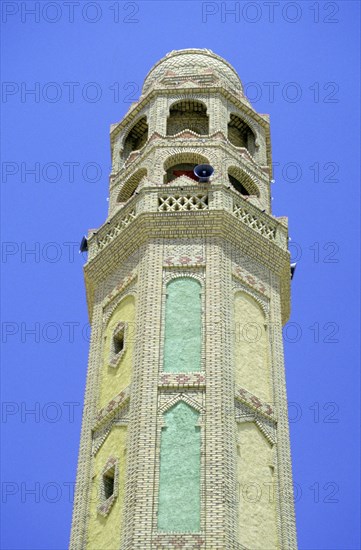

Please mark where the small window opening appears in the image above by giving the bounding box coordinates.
[103,468,115,500]
[113,329,124,355]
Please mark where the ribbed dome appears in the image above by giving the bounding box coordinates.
[142,49,243,94]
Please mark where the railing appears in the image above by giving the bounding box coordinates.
[158,193,208,212]
[87,186,287,261]
[87,207,136,260]
[232,200,276,241]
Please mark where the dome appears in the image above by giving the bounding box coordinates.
[142,49,243,94]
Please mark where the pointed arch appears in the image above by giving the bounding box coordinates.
[159,393,205,415]
[158,401,201,532]
[236,421,278,548]
[234,291,270,402]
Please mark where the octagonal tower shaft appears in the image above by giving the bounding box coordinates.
[70,49,297,550]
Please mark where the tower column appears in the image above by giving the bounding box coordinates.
[122,240,164,549]
[70,48,297,550]
[204,237,238,549]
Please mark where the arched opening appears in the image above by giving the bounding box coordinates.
[228,166,260,197]
[164,153,210,184]
[122,117,148,161]
[117,168,147,203]
[228,114,256,155]
[167,100,209,136]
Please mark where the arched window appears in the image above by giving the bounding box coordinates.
[158,401,201,532]
[163,153,209,184]
[167,100,209,136]
[122,117,148,161]
[228,166,260,197]
[117,168,147,203]
[163,278,202,372]
[228,114,256,155]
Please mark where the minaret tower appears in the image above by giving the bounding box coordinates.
[70,49,297,550]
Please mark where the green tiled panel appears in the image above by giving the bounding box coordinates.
[158,402,201,532]
[164,278,201,372]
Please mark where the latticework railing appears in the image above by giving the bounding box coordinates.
[232,201,276,241]
[158,193,208,212]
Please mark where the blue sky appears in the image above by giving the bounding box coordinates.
[1,1,360,549]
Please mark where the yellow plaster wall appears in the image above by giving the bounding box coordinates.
[234,292,271,402]
[87,426,127,550]
[98,295,135,409]
[237,422,278,549]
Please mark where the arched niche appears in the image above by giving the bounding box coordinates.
[163,152,210,184]
[117,168,147,203]
[236,421,278,549]
[167,100,209,136]
[228,166,260,197]
[163,277,202,372]
[234,291,270,402]
[122,116,148,161]
[158,401,201,532]
[228,113,256,155]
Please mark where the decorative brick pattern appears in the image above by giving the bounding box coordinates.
[94,387,130,430]
[236,386,275,420]
[152,533,205,549]
[164,255,205,267]
[159,372,206,388]
[92,403,129,456]
[235,400,276,446]
[104,273,137,305]
[232,264,268,296]
[164,241,204,263]
[158,393,205,416]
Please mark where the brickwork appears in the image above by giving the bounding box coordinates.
[70,49,297,550]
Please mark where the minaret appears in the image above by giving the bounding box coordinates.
[70,49,297,550]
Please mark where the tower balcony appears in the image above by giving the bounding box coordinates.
[84,184,290,322]
[88,184,287,262]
